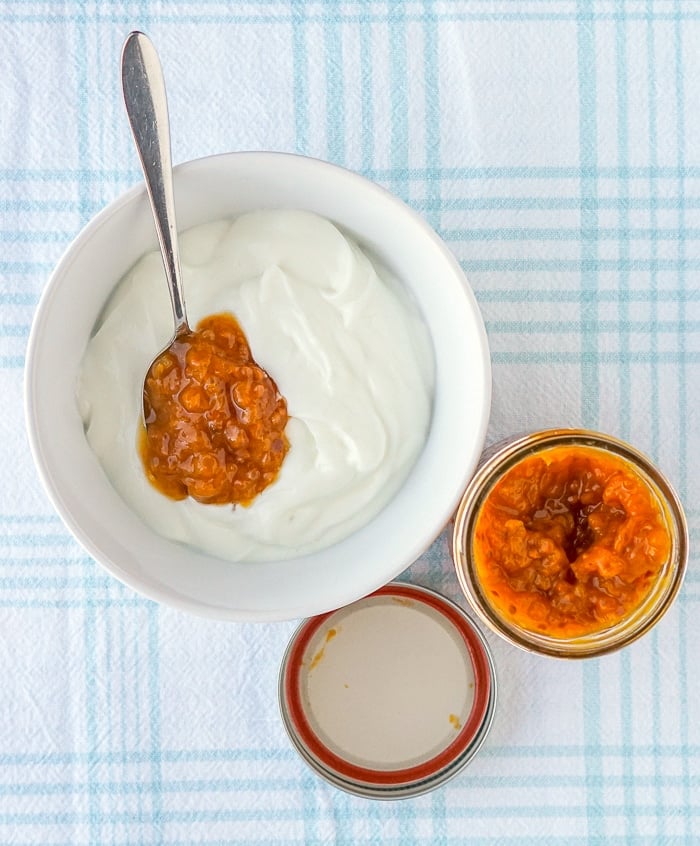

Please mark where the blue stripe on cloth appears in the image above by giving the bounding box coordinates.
[459,258,700,271]
[103,595,116,845]
[390,1,409,205]
[422,0,441,235]
[324,10,345,165]
[489,351,700,364]
[3,741,700,767]
[292,3,309,154]
[390,7,416,845]
[443,226,700,240]
[118,605,130,845]
[5,163,700,180]
[6,7,700,25]
[614,7,637,839]
[674,1,692,838]
[148,606,163,838]
[474,288,700,303]
[576,4,604,843]
[359,10,374,175]
[4,801,700,826]
[645,3,664,839]
[4,226,699,246]
[484,319,700,333]
[82,595,99,840]
[0,840,686,846]
[1,769,700,797]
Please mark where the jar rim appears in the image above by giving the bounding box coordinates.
[452,428,688,659]
[278,582,498,797]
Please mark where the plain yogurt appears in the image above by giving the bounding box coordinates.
[78,210,434,561]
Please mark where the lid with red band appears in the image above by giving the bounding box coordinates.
[279,582,497,799]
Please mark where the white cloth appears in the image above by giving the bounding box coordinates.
[2,1,698,842]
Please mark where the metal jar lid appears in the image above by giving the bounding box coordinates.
[278,582,496,799]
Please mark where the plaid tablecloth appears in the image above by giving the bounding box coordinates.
[3,1,699,843]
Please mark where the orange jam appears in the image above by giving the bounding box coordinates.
[472,445,672,638]
[139,312,289,506]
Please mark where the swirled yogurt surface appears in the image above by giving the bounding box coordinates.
[77,210,434,561]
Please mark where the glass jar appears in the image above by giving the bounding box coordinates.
[452,429,688,659]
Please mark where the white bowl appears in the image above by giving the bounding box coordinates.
[25,152,491,622]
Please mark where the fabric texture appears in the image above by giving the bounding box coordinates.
[2,0,699,843]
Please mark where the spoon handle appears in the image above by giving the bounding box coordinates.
[121,31,188,336]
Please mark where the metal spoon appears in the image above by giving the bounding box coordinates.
[121,31,189,418]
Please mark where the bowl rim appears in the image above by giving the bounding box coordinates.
[25,150,493,621]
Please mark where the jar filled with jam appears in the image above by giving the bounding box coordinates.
[452,429,688,658]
